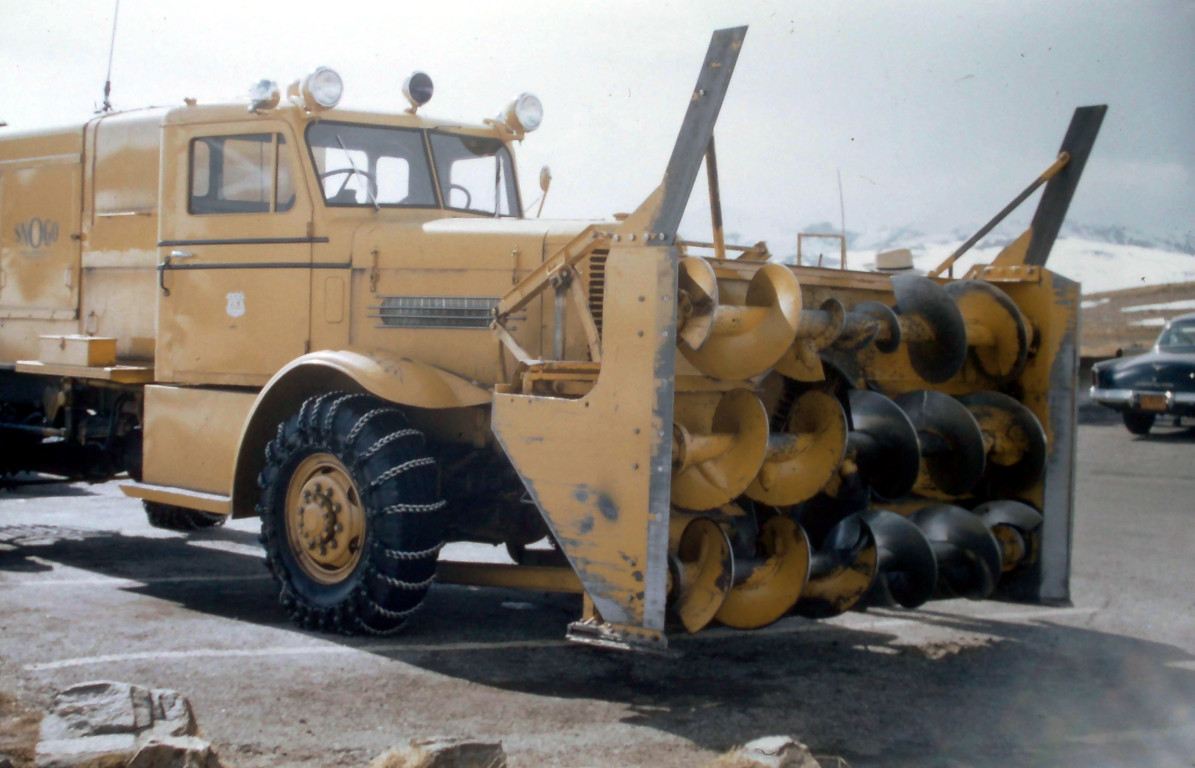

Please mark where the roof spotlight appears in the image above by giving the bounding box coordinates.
[500,93,543,136]
[248,79,280,113]
[403,72,434,113]
[298,66,343,111]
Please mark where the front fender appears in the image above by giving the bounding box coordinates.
[278,348,493,410]
[229,348,492,517]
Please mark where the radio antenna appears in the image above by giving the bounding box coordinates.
[837,168,846,241]
[100,0,121,113]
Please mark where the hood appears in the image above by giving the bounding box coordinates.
[1094,348,1195,391]
[349,216,607,271]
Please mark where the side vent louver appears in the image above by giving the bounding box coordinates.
[370,296,498,329]
[587,250,608,336]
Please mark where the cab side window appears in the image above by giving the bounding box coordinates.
[189,133,295,215]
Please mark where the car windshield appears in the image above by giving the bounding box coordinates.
[429,132,520,217]
[1156,318,1195,350]
[306,122,437,208]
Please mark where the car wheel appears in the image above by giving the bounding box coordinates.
[144,501,227,530]
[257,392,444,635]
[1123,411,1155,435]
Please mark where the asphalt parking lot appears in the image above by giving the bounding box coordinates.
[1,417,1193,768]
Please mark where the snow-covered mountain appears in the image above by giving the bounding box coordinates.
[783,223,1195,295]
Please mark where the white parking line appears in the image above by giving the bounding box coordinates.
[1065,722,1195,746]
[22,605,1115,672]
[1,574,272,588]
[186,540,265,558]
[25,638,568,671]
[841,605,1099,631]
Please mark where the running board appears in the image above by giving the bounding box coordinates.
[120,482,232,516]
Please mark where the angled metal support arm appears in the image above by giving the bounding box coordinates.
[1023,105,1107,266]
[930,104,1106,277]
[621,26,748,243]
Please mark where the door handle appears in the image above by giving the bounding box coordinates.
[159,251,197,296]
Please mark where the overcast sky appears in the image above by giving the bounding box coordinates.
[2,0,1192,252]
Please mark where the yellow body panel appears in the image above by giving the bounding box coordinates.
[142,386,257,495]
[492,244,677,649]
[0,157,82,321]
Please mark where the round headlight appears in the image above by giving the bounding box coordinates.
[403,72,434,110]
[302,67,343,110]
[502,92,543,135]
[248,79,280,112]
[512,93,543,132]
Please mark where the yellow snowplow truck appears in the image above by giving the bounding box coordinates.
[0,28,1103,651]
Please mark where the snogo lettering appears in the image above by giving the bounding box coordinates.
[14,217,60,251]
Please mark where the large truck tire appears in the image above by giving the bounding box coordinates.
[257,392,444,635]
[144,501,227,530]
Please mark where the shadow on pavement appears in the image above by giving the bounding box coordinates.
[0,476,104,497]
[2,524,1192,768]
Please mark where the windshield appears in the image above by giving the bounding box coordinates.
[429,132,520,217]
[306,122,437,207]
[1156,318,1195,350]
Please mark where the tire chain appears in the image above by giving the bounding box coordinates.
[258,392,444,636]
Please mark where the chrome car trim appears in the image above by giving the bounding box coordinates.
[1089,387,1132,404]
[1090,388,1195,408]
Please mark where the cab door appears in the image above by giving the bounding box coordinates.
[157,123,314,385]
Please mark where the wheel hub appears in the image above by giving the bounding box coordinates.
[286,454,366,584]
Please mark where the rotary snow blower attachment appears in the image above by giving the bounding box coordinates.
[489,26,1103,651]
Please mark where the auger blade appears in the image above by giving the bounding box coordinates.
[668,515,734,632]
[945,280,1031,383]
[796,513,878,618]
[714,516,810,629]
[672,389,770,511]
[677,256,720,350]
[846,389,921,501]
[860,509,938,609]
[895,390,987,497]
[974,499,1043,573]
[891,274,968,383]
[679,262,803,381]
[911,504,1004,599]
[958,391,1048,495]
[746,390,847,506]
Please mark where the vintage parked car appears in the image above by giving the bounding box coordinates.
[1091,311,1195,434]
